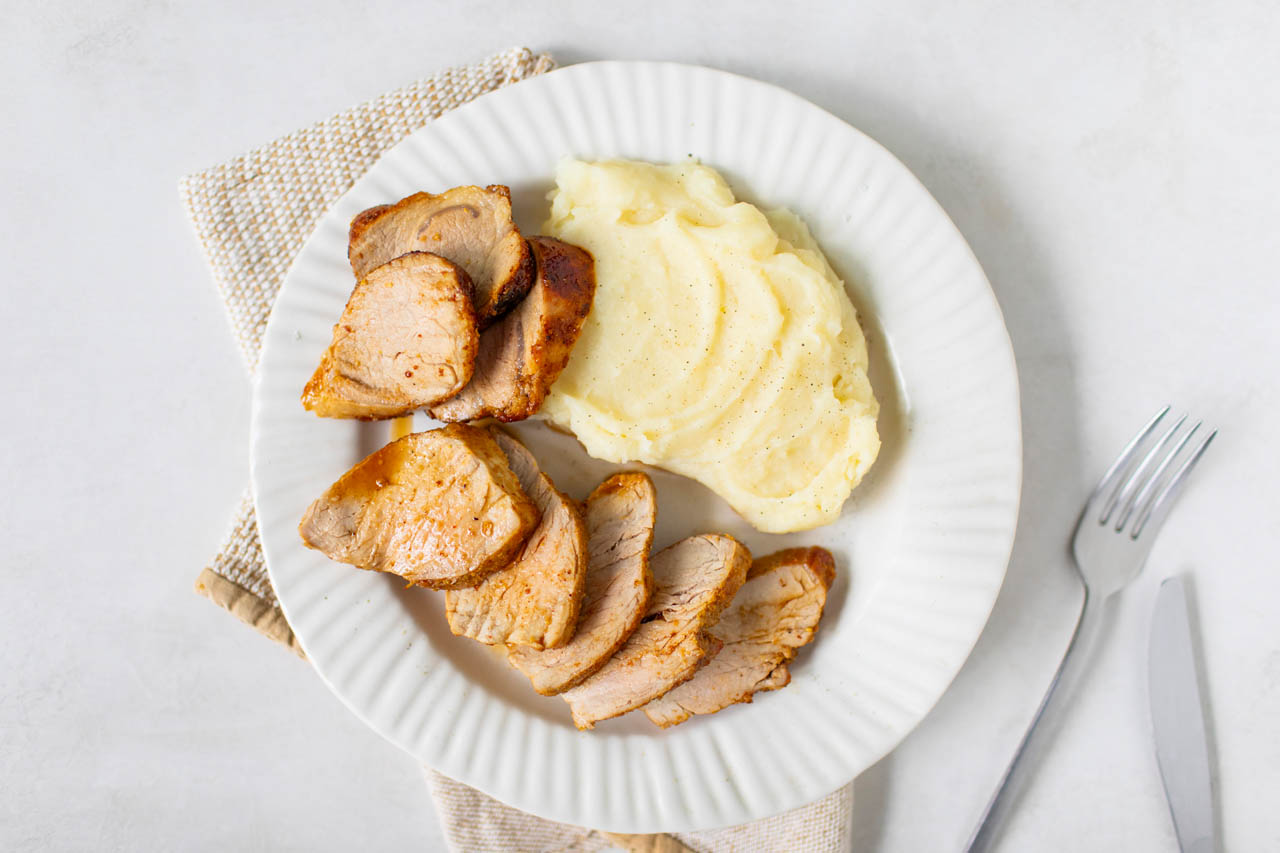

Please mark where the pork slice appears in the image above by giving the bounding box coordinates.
[444,431,587,649]
[298,424,539,588]
[643,547,836,728]
[560,534,750,729]
[302,252,477,419]
[348,185,534,326]
[429,236,595,423]
[508,472,657,694]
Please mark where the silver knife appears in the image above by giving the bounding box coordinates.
[1148,577,1216,853]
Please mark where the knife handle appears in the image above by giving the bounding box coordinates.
[964,583,1105,853]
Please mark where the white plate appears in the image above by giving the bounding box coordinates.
[251,61,1021,833]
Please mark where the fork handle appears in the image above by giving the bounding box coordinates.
[964,584,1102,853]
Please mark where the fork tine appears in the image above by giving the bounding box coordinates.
[1100,413,1187,525]
[1113,418,1196,531]
[1130,428,1217,539]
[1087,406,1170,522]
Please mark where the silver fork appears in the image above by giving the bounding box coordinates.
[965,406,1217,852]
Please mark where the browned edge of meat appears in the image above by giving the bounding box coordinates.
[749,546,837,587]
[301,252,478,420]
[642,546,836,728]
[347,185,534,327]
[560,534,751,729]
[347,203,390,240]
[444,430,588,649]
[298,424,539,589]
[477,186,536,321]
[429,235,595,423]
[508,472,657,694]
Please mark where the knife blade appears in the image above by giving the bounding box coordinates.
[1148,577,1216,853]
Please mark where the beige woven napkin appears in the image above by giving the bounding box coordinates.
[183,46,853,852]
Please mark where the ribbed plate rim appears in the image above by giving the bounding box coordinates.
[251,60,1022,833]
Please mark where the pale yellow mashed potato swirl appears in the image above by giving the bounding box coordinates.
[542,159,879,533]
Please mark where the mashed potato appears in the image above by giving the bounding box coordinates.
[542,159,879,533]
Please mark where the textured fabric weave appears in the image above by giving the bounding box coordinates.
[426,769,853,853]
[184,47,853,852]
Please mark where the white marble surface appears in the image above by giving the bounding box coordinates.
[2,1,1277,850]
